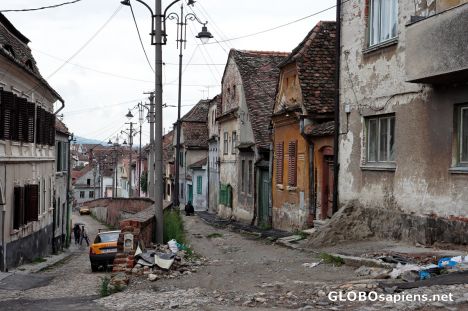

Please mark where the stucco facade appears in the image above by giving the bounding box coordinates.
[0,13,64,270]
[338,0,468,244]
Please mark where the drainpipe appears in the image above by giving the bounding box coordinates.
[300,117,316,225]
[332,0,342,214]
[207,148,210,213]
[0,176,6,272]
[65,133,72,248]
[268,142,273,226]
[53,98,65,116]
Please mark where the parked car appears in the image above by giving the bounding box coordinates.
[89,230,121,272]
[79,207,91,215]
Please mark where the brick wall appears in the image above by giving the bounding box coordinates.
[84,198,154,228]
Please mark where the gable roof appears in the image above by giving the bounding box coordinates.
[0,13,63,103]
[181,99,209,122]
[230,49,288,149]
[304,120,335,137]
[279,21,336,115]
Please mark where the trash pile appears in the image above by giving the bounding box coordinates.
[130,239,203,282]
[388,254,468,282]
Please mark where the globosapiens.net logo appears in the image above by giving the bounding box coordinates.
[328,291,454,304]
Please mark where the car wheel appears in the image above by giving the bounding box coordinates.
[91,263,99,272]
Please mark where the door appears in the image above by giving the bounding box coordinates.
[258,169,270,227]
[188,184,193,203]
[321,154,334,219]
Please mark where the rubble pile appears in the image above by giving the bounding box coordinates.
[130,242,205,282]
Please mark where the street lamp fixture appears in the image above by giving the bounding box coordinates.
[196,24,213,44]
[119,0,212,243]
[126,109,134,120]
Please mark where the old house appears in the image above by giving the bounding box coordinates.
[162,131,174,202]
[54,119,71,251]
[72,164,98,205]
[217,49,287,224]
[337,0,468,244]
[207,95,221,213]
[173,99,209,210]
[0,13,64,270]
[271,21,336,231]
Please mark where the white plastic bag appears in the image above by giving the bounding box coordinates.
[168,239,179,253]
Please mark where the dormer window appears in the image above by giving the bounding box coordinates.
[25,59,34,72]
[3,45,15,57]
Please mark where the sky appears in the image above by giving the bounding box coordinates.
[2,0,336,146]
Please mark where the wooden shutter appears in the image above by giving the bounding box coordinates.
[1,91,16,141]
[0,91,3,139]
[17,97,28,142]
[26,184,39,221]
[275,142,284,184]
[13,186,24,229]
[288,141,297,186]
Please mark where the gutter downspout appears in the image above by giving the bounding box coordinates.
[332,0,341,215]
[300,117,316,225]
[0,176,6,272]
[65,134,72,248]
[53,98,65,116]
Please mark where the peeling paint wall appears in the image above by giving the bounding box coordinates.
[338,0,468,232]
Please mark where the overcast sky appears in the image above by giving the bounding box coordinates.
[2,0,336,145]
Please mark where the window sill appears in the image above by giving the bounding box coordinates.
[276,184,284,190]
[363,37,398,54]
[449,167,468,174]
[286,186,297,192]
[361,164,396,172]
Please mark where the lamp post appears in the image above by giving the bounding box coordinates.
[120,0,212,243]
[108,137,126,198]
[167,3,213,209]
[122,109,137,198]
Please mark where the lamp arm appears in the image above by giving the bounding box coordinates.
[185,12,205,26]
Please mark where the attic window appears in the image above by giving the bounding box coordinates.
[25,60,34,72]
[3,45,15,57]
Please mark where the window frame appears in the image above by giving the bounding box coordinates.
[223,132,229,155]
[456,104,468,166]
[231,131,237,154]
[368,0,398,47]
[365,114,395,164]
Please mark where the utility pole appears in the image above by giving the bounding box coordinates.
[144,92,155,200]
[138,102,144,197]
[154,0,164,243]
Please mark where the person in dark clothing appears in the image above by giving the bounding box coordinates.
[73,224,81,245]
[185,201,194,216]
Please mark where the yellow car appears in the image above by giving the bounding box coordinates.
[89,230,120,272]
[79,207,91,215]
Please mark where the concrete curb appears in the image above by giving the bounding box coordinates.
[10,248,75,274]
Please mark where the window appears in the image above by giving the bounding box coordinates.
[197,176,202,194]
[223,132,228,154]
[369,0,398,46]
[275,142,284,184]
[241,160,245,192]
[80,191,85,198]
[13,184,39,229]
[456,105,468,165]
[232,131,237,154]
[366,114,395,163]
[89,191,94,198]
[180,183,184,198]
[87,179,91,186]
[248,160,253,194]
[179,151,184,167]
[288,141,297,187]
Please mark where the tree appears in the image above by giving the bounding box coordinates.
[140,170,148,193]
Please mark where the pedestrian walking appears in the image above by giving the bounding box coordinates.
[80,225,89,246]
[185,201,194,216]
[73,224,81,245]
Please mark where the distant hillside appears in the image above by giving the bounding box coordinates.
[74,136,104,145]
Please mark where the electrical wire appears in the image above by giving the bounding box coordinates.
[129,4,155,73]
[0,0,84,12]
[203,0,351,45]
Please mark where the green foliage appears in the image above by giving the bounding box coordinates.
[140,170,148,193]
[319,253,345,266]
[206,233,223,239]
[293,230,309,240]
[163,209,185,244]
[32,257,46,264]
[99,276,110,297]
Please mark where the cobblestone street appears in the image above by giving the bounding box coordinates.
[0,213,467,311]
[0,212,109,311]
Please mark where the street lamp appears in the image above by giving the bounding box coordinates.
[120,0,212,243]
[121,110,137,198]
[107,137,124,198]
[166,3,212,209]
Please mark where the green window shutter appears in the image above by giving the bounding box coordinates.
[226,185,232,208]
[197,176,202,194]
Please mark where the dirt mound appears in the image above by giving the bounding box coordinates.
[307,202,375,247]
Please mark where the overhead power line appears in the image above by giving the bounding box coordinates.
[0,0,84,13]
[203,0,350,45]
[129,4,155,73]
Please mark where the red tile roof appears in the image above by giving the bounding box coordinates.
[304,121,335,137]
[55,118,69,135]
[180,100,209,149]
[230,49,288,149]
[279,21,336,115]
